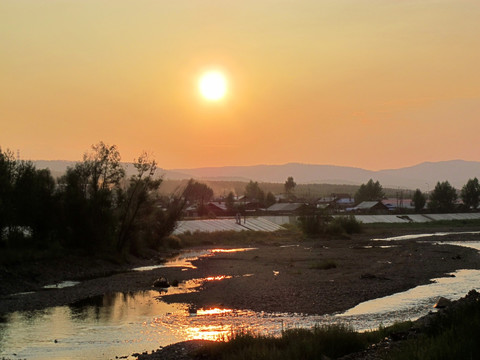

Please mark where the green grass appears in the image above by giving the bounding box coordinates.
[176,228,304,248]
[389,291,480,360]
[195,296,480,360]
[197,325,373,360]
[195,321,426,360]
[364,218,480,232]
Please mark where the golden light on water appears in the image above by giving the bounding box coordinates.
[205,275,232,281]
[197,308,233,316]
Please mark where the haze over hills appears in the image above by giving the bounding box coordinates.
[32,160,480,192]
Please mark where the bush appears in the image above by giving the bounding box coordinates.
[298,215,362,237]
[333,215,363,234]
[297,215,328,236]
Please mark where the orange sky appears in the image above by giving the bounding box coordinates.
[1,1,479,170]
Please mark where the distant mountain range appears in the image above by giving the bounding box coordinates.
[33,160,480,191]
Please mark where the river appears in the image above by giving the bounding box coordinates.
[1,233,480,359]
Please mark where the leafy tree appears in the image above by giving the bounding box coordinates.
[225,191,235,212]
[411,189,426,212]
[354,179,385,204]
[12,161,56,244]
[116,152,162,254]
[245,180,265,202]
[265,191,276,208]
[428,181,457,213]
[82,141,125,195]
[183,180,214,216]
[0,148,16,241]
[461,178,480,210]
[284,176,296,195]
[57,142,125,251]
[183,180,213,204]
[1,142,187,259]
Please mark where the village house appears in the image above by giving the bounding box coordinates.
[348,201,389,214]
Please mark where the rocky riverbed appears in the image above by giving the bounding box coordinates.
[1,227,480,359]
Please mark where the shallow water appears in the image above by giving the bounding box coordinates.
[1,238,480,359]
[132,248,256,271]
[373,231,480,242]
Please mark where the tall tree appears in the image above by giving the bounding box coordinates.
[57,142,125,251]
[82,141,125,195]
[284,176,296,195]
[354,179,385,204]
[428,181,457,213]
[183,180,214,205]
[116,152,162,253]
[461,177,480,210]
[265,191,276,208]
[411,189,426,212]
[0,148,16,240]
[225,191,235,212]
[245,180,265,204]
[13,162,56,242]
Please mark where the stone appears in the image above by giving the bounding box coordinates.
[434,296,452,309]
[153,277,170,288]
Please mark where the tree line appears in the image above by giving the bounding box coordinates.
[0,142,185,258]
[354,178,480,213]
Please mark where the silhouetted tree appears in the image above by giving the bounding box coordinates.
[183,180,213,216]
[461,178,480,210]
[244,180,266,208]
[354,179,385,204]
[265,191,276,208]
[284,176,296,195]
[225,191,235,212]
[428,181,457,213]
[13,161,56,244]
[411,189,427,212]
[117,152,162,254]
[57,142,125,251]
[0,148,15,243]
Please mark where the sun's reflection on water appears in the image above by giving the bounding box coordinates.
[3,240,480,359]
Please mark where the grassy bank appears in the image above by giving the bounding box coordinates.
[363,218,480,233]
[195,290,480,360]
[195,323,406,360]
[175,218,480,249]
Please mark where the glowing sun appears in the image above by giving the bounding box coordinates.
[199,71,227,101]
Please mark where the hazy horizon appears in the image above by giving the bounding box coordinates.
[27,157,477,172]
[1,1,479,170]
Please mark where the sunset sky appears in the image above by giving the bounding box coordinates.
[1,0,479,170]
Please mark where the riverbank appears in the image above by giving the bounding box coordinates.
[1,225,480,315]
[162,230,480,315]
[136,289,480,360]
[1,224,480,359]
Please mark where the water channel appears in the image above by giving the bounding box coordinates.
[1,234,480,359]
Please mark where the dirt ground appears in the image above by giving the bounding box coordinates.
[161,231,480,315]
[2,227,480,359]
[2,228,480,317]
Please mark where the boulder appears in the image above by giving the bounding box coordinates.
[153,277,170,288]
[434,297,452,309]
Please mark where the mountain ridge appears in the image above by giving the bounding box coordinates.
[31,159,480,191]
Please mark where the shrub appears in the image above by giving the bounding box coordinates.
[333,215,363,234]
[298,215,362,237]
